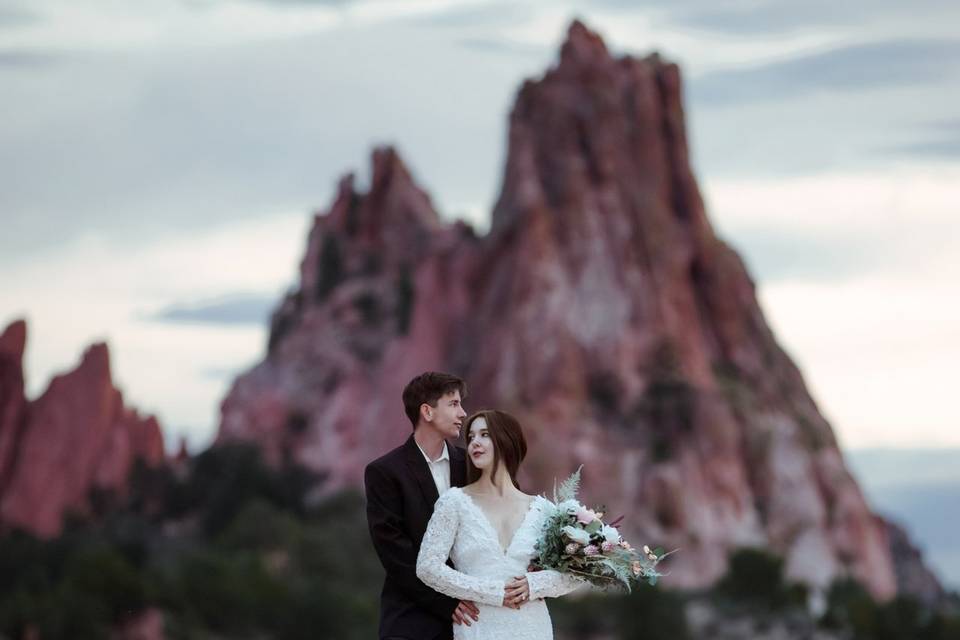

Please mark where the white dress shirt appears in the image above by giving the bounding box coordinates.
[415,438,451,497]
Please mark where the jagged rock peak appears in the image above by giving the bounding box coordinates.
[493,18,699,239]
[0,319,28,498]
[267,144,454,354]
[0,322,165,538]
[0,319,27,360]
[0,318,26,375]
[560,19,611,69]
[75,342,112,382]
[0,320,26,359]
[325,144,441,237]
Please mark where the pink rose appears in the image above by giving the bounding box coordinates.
[601,541,615,553]
[576,507,599,525]
[583,544,599,556]
[564,542,581,555]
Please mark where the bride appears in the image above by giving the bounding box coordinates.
[416,409,586,639]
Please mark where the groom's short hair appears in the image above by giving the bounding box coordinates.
[403,372,467,428]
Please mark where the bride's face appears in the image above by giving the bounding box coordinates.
[467,417,495,469]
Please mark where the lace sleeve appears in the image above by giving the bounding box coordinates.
[525,568,587,600]
[416,490,506,607]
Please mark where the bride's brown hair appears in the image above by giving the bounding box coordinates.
[461,409,528,490]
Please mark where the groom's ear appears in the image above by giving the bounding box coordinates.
[420,402,434,423]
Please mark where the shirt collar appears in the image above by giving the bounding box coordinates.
[415,438,450,464]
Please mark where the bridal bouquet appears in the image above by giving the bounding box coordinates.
[530,466,676,592]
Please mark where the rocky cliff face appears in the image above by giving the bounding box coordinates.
[0,319,165,538]
[882,517,947,608]
[217,21,905,599]
[218,147,482,488]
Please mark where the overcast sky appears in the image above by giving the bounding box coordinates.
[2,0,959,454]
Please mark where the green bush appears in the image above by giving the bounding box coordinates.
[821,577,960,640]
[0,444,385,640]
[550,585,690,640]
[714,547,807,611]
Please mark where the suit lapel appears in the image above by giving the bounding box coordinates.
[404,434,439,506]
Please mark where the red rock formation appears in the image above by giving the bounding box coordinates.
[0,319,165,538]
[0,320,28,497]
[881,516,947,608]
[218,147,481,488]
[217,21,905,599]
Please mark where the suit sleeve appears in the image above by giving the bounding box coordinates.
[364,461,461,621]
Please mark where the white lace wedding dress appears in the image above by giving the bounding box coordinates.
[416,486,586,640]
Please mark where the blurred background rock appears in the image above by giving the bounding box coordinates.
[2,2,959,638]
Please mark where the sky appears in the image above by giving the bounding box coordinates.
[2,0,959,455]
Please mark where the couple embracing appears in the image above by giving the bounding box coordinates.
[364,372,586,640]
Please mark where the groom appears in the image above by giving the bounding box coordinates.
[364,371,481,640]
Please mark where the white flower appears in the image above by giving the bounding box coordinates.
[561,525,592,545]
[600,525,621,544]
[643,545,651,555]
[557,499,581,515]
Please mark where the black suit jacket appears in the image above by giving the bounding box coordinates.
[364,434,468,640]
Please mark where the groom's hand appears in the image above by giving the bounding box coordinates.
[452,600,479,626]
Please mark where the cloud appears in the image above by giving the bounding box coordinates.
[576,0,960,39]
[0,19,535,262]
[690,38,960,105]
[0,0,341,53]
[722,226,889,283]
[199,365,246,380]
[659,0,960,36]
[457,37,548,56]
[250,0,353,4]
[400,0,538,29]
[146,294,277,326]
[0,50,56,67]
[880,139,960,158]
[705,167,959,282]
[848,448,960,490]
[0,6,41,28]
[877,119,960,159]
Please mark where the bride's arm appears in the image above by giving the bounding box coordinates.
[416,491,507,607]
[524,498,588,600]
[524,567,587,600]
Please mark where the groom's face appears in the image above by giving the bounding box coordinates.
[424,390,467,439]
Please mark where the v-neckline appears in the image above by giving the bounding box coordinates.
[459,488,538,556]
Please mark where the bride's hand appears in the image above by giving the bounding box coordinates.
[503,575,530,609]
